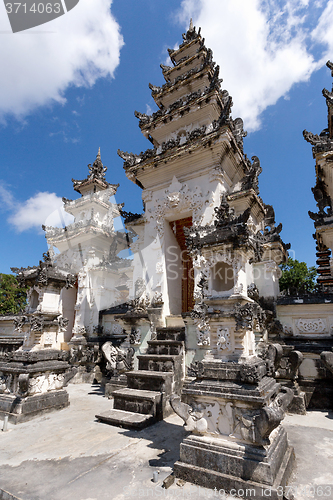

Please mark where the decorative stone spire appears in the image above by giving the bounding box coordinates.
[71,149,117,195]
[87,148,107,181]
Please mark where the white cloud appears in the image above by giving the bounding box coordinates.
[0,184,16,211]
[0,0,123,121]
[2,190,74,232]
[312,1,333,56]
[177,0,333,131]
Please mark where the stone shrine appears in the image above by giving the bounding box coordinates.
[96,21,295,496]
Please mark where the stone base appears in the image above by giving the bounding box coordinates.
[173,427,294,500]
[0,390,69,424]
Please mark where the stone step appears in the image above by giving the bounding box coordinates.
[126,370,174,393]
[156,327,185,342]
[147,340,183,356]
[95,408,155,429]
[165,315,185,327]
[113,387,162,400]
[137,353,182,373]
[113,388,162,417]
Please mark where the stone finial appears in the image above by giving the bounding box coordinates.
[97,147,101,159]
[189,18,194,32]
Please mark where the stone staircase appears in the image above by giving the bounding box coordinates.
[96,327,185,429]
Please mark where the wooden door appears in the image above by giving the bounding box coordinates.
[169,217,194,312]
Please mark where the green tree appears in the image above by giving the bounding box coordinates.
[0,274,27,315]
[279,258,317,294]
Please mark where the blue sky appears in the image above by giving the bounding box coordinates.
[0,0,333,274]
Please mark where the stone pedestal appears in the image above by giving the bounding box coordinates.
[171,358,294,499]
[174,429,294,500]
[0,349,70,423]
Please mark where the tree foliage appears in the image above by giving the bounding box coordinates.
[0,274,27,315]
[279,258,317,294]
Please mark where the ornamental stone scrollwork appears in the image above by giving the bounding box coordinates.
[303,129,333,155]
[14,315,28,333]
[234,387,293,446]
[65,273,76,289]
[191,269,210,346]
[233,302,266,332]
[129,327,141,345]
[101,342,134,376]
[296,318,327,334]
[57,315,69,333]
[197,329,210,346]
[72,326,87,337]
[150,291,163,307]
[30,315,44,332]
[239,361,266,384]
[148,176,208,237]
[241,156,262,195]
[216,327,231,351]
[187,361,204,378]
[71,149,114,193]
[283,325,293,336]
[309,166,333,217]
[184,196,253,258]
[247,283,260,302]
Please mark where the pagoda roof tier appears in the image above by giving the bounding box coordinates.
[160,44,213,86]
[135,85,229,145]
[119,121,247,190]
[303,129,333,157]
[43,220,116,248]
[150,69,211,111]
[63,196,121,219]
[11,251,76,289]
[168,20,203,64]
[71,149,119,195]
[228,189,266,226]
[144,59,218,116]
[184,194,288,263]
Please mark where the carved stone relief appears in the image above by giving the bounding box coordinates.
[216,327,231,351]
[170,388,293,445]
[148,176,209,237]
[296,318,327,334]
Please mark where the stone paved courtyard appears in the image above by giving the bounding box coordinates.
[0,384,332,500]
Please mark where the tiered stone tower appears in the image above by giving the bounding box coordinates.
[304,60,333,288]
[43,149,131,337]
[110,22,294,496]
[118,20,288,323]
